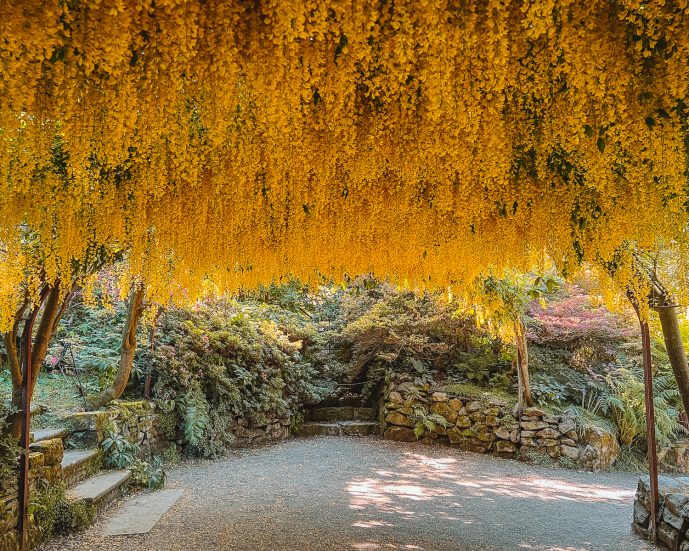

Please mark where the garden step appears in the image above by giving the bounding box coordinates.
[297,421,379,437]
[31,427,69,444]
[68,470,131,513]
[62,449,100,488]
[309,407,376,422]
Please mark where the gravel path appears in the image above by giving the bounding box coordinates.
[41,436,652,551]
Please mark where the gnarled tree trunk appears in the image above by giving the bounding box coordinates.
[655,305,689,418]
[86,284,145,410]
[3,281,73,437]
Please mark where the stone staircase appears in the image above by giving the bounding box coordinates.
[297,406,379,437]
[30,428,131,514]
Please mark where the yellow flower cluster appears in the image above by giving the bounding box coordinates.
[1,0,688,329]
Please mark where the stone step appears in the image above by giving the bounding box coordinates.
[62,449,101,488]
[297,421,379,437]
[31,427,69,444]
[68,470,131,513]
[309,407,376,422]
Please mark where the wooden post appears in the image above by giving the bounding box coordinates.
[636,307,659,543]
[17,308,37,550]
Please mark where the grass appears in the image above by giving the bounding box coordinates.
[435,381,518,406]
[0,369,95,429]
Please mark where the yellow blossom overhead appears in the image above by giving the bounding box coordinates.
[1,0,689,329]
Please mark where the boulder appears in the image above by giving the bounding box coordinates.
[579,426,620,471]
[659,441,689,474]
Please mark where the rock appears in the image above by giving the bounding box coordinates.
[659,440,689,474]
[475,427,496,443]
[560,445,579,461]
[397,382,417,393]
[521,415,541,422]
[385,411,415,428]
[566,430,578,441]
[665,492,689,519]
[546,445,561,458]
[663,500,689,532]
[495,441,517,453]
[455,415,472,428]
[430,402,458,424]
[387,391,404,404]
[30,437,64,466]
[469,412,485,422]
[431,392,449,402]
[510,429,520,443]
[485,415,499,427]
[633,501,650,528]
[537,438,559,448]
[523,407,546,417]
[494,426,511,440]
[521,437,537,447]
[484,407,500,416]
[28,451,44,470]
[384,426,417,442]
[579,426,620,471]
[658,521,681,551]
[447,427,473,444]
[448,399,463,411]
[560,438,577,447]
[466,401,483,413]
[543,414,561,424]
[535,428,560,440]
[520,421,549,431]
[558,418,576,434]
[432,424,447,436]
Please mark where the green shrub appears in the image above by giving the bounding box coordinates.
[130,458,166,490]
[101,431,140,468]
[151,298,333,457]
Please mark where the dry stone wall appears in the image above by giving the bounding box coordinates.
[0,438,64,550]
[382,377,582,464]
[634,475,689,550]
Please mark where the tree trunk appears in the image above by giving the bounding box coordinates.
[87,284,145,410]
[655,305,689,417]
[514,318,534,407]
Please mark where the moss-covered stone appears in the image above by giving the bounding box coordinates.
[30,438,64,467]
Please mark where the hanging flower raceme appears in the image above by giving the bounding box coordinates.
[0,0,688,329]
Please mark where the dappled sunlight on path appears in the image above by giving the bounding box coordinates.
[345,449,639,551]
[39,437,649,551]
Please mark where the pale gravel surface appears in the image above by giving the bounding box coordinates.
[40,436,653,551]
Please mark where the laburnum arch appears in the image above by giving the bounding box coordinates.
[1,0,688,327]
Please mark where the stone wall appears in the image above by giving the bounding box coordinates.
[633,475,689,550]
[382,377,584,464]
[229,418,290,447]
[66,400,165,457]
[0,438,64,550]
